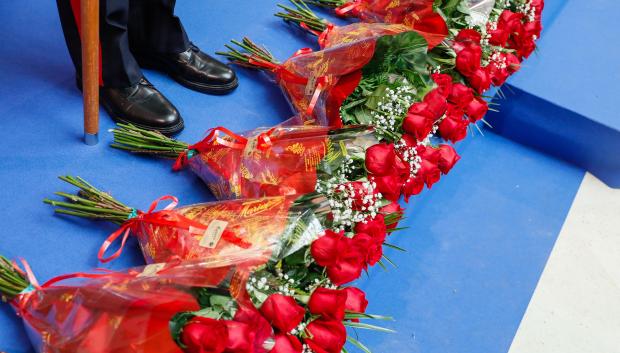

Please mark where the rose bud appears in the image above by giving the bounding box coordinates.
[308,287,348,321]
[448,83,474,109]
[505,53,521,74]
[403,113,434,141]
[423,89,448,119]
[354,214,387,239]
[438,115,468,144]
[344,287,369,321]
[465,96,488,122]
[499,10,524,33]
[271,334,303,353]
[224,321,256,353]
[233,303,273,350]
[518,38,536,59]
[437,145,461,174]
[431,73,453,97]
[305,319,347,353]
[488,25,509,46]
[372,174,402,202]
[311,230,347,267]
[365,143,396,176]
[456,45,482,77]
[487,63,510,87]
[469,68,492,94]
[403,176,425,201]
[524,20,542,39]
[260,294,306,333]
[352,232,383,266]
[181,317,228,353]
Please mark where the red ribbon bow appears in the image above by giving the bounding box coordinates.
[335,0,363,16]
[97,195,208,263]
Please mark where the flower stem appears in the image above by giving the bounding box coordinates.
[0,256,29,301]
[305,0,347,8]
[216,38,280,70]
[110,123,189,159]
[275,0,329,34]
[43,176,134,225]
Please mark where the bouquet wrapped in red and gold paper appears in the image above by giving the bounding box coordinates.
[277,0,448,49]
[44,176,330,265]
[0,258,275,353]
[111,124,377,200]
[217,25,432,126]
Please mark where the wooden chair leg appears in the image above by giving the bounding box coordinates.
[82,0,99,145]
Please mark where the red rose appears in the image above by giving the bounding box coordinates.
[455,45,482,77]
[499,10,524,33]
[233,302,273,352]
[437,144,460,174]
[311,230,347,267]
[365,143,396,176]
[271,334,302,353]
[260,294,306,333]
[403,105,435,141]
[305,319,347,353]
[455,29,482,45]
[486,63,509,87]
[224,321,256,353]
[530,0,545,18]
[325,249,366,285]
[343,287,369,316]
[312,230,366,285]
[469,68,492,94]
[431,73,453,97]
[372,174,402,202]
[353,232,384,266]
[380,201,404,228]
[308,287,347,320]
[417,147,441,188]
[438,114,468,144]
[505,53,521,74]
[423,89,448,119]
[488,26,509,46]
[448,84,474,110]
[517,38,536,59]
[181,317,228,353]
[465,96,488,122]
[354,214,387,239]
[524,20,542,39]
[403,176,425,201]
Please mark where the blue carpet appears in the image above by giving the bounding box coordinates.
[0,1,584,352]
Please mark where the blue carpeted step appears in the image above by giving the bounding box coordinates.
[486,0,620,188]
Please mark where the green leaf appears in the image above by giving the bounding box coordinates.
[344,321,396,333]
[347,336,372,353]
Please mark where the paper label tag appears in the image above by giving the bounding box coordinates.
[243,137,258,158]
[305,76,317,96]
[138,263,166,278]
[200,220,229,248]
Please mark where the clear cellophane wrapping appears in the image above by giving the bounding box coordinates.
[134,193,331,267]
[16,260,272,353]
[187,125,377,200]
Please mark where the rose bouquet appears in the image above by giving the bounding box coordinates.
[276,0,448,49]
[44,176,330,265]
[1,257,391,353]
[0,257,275,353]
[42,177,398,352]
[110,124,378,200]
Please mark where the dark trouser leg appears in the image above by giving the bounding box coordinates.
[56,0,142,87]
[128,0,190,55]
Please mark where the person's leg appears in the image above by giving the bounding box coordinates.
[56,0,142,87]
[128,0,190,55]
[55,0,184,135]
[127,0,238,94]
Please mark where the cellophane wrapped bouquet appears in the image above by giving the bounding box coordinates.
[39,176,398,353]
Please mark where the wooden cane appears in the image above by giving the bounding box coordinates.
[81,0,99,145]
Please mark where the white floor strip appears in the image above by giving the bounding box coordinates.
[508,173,620,353]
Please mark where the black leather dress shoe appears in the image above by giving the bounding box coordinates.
[135,44,238,95]
[98,78,184,136]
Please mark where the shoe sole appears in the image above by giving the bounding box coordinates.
[136,55,239,95]
[76,77,185,136]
